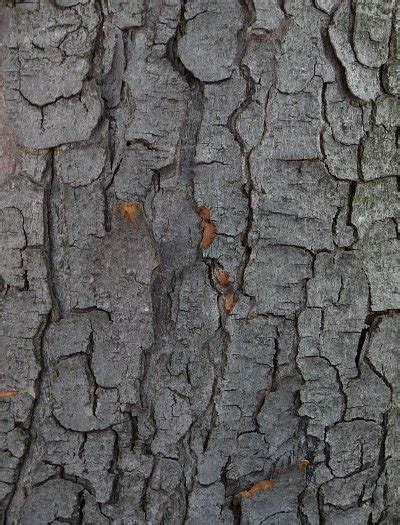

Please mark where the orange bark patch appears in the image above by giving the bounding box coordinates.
[298,459,310,470]
[198,206,217,249]
[117,201,140,226]
[240,479,273,499]
[214,267,230,286]
[224,294,238,313]
[0,390,19,399]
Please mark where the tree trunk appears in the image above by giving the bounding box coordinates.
[0,0,398,523]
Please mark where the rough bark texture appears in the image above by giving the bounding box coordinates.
[0,0,399,523]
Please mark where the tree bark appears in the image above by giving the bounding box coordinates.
[0,0,398,523]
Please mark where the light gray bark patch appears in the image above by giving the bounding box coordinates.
[124,31,188,158]
[108,0,146,29]
[327,420,382,477]
[345,363,391,422]
[187,482,230,524]
[353,0,394,68]
[0,207,25,288]
[321,469,378,522]
[361,125,398,181]
[276,22,331,94]
[177,0,243,82]
[329,1,382,100]
[367,315,400,389]
[19,479,83,525]
[384,7,399,95]
[7,82,103,149]
[55,142,106,187]
[50,353,121,431]
[245,243,313,316]
[0,175,44,245]
[323,128,359,181]
[64,430,116,503]
[252,0,284,32]
[325,83,364,146]
[19,47,90,106]
[298,356,344,440]
[352,177,399,238]
[357,221,400,311]
[250,159,341,251]
[315,0,340,14]
[258,77,323,160]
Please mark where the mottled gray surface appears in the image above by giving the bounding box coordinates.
[0,0,399,523]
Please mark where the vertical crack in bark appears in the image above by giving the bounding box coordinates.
[108,428,122,505]
[320,81,333,177]
[46,150,62,320]
[346,180,359,241]
[365,329,395,523]
[231,1,256,296]
[5,151,58,524]
[85,329,99,418]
